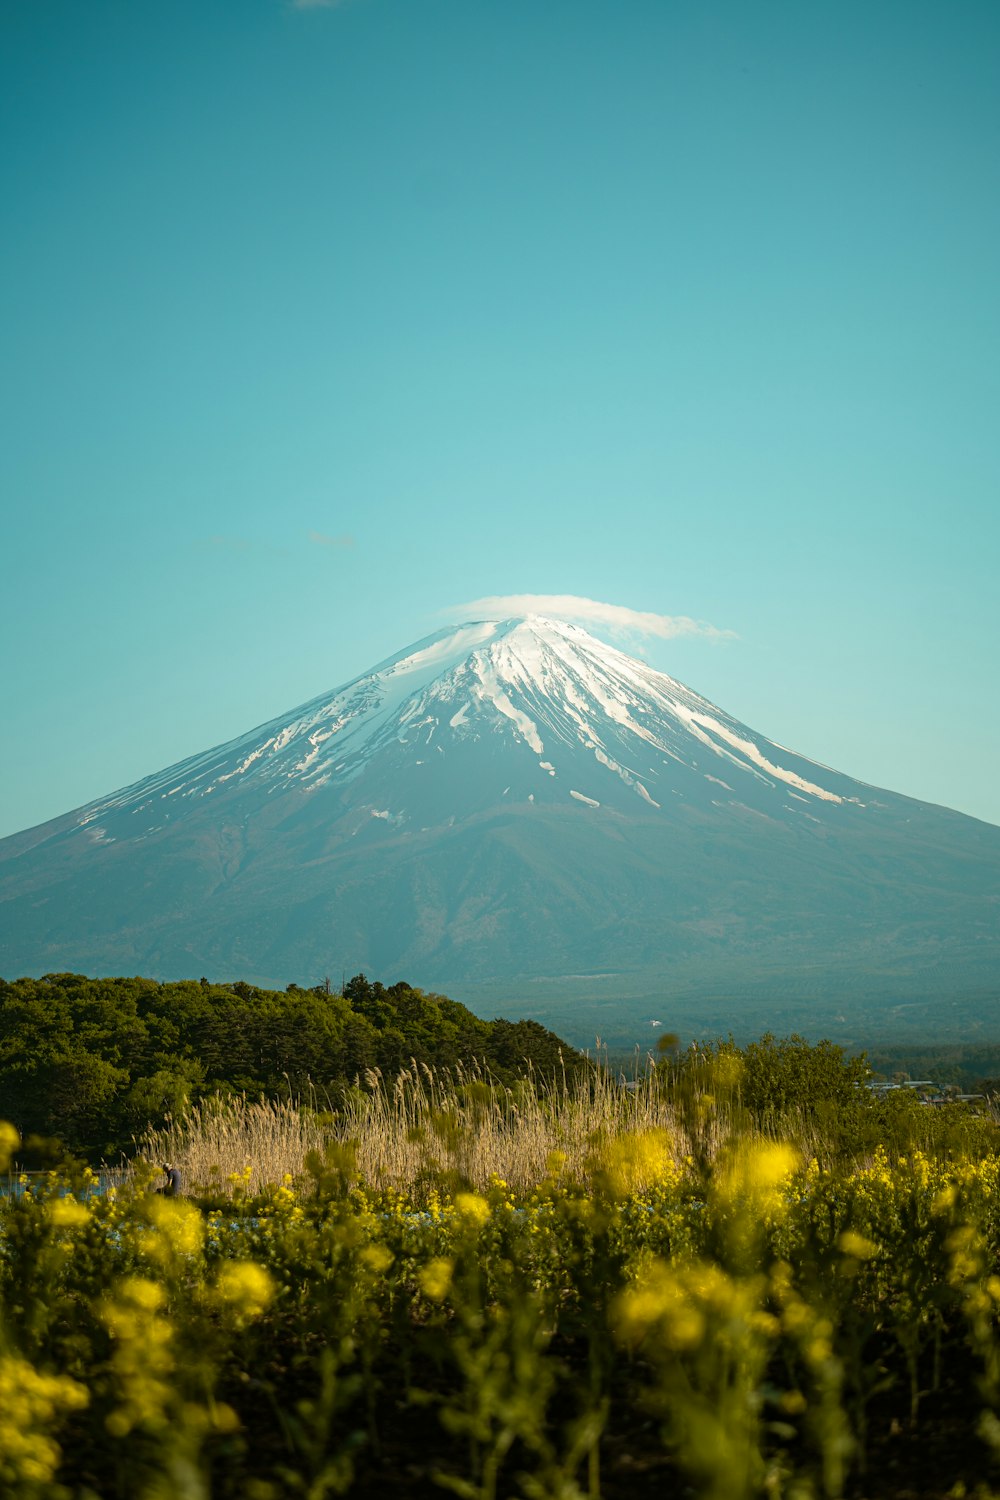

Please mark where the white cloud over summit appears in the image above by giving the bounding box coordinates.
[449,594,735,643]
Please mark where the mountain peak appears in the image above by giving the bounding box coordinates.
[3,617,998,1017]
[46,613,847,830]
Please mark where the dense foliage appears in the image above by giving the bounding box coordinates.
[7,975,1000,1495]
[4,1067,1000,1499]
[0,972,578,1159]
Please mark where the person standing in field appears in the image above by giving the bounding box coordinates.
[156,1162,183,1197]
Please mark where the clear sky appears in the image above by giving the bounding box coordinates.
[3,0,999,839]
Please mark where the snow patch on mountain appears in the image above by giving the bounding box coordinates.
[686,712,843,802]
[471,660,545,754]
[570,790,600,808]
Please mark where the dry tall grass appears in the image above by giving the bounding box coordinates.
[138,1061,723,1199]
[138,1095,329,1197]
[140,1055,978,1200]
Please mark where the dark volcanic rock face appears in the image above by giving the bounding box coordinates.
[1,617,998,1002]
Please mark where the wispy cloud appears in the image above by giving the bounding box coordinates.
[308,530,355,548]
[447,593,736,643]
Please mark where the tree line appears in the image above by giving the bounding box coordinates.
[0,971,581,1160]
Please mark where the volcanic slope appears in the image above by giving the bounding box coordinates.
[1,617,998,1007]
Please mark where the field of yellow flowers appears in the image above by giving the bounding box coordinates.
[5,1065,1000,1499]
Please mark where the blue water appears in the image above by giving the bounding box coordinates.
[0,1170,129,1200]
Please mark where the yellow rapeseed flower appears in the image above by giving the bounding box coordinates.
[419,1257,454,1302]
[453,1193,491,1229]
[0,1120,19,1172]
[359,1243,393,1274]
[805,1335,833,1365]
[741,1142,800,1192]
[603,1129,677,1197]
[838,1230,876,1260]
[99,1278,174,1436]
[947,1224,984,1285]
[614,1260,709,1350]
[102,1277,167,1336]
[124,1277,167,1311]
[144,1196,205,1260]
[0,1356,88,1489]
[49,1196,90,1230]
[714,1142,800,1215]
[214,1260,274,1318]
[932,1184,958,1215]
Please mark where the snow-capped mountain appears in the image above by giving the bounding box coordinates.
[63,616,857,832]
[2,617,999,1024]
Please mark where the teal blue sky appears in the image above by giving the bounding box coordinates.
[3,0,999,839]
